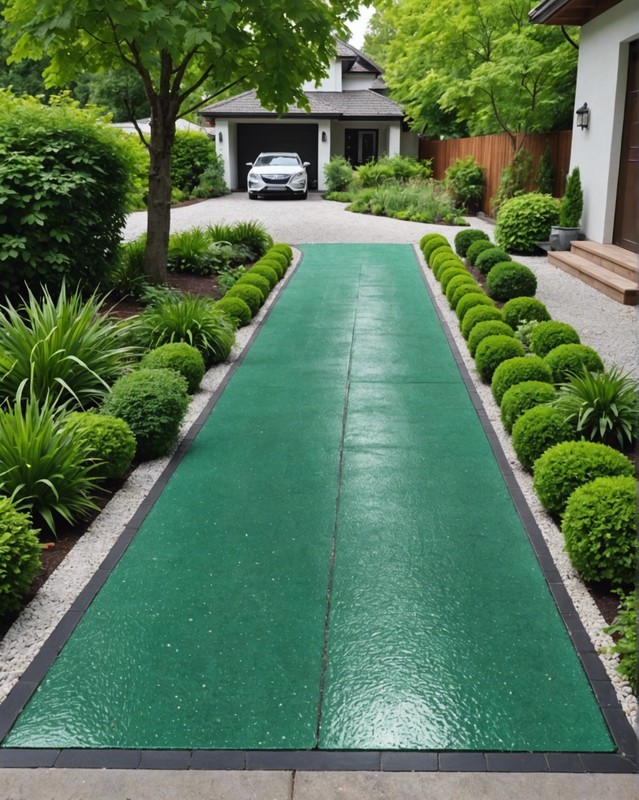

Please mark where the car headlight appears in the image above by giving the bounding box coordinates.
[247,171,264,186]
[288,170,306,188]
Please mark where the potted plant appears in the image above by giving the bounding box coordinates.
[550,167,583,251]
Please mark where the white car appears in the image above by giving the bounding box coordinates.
[246,152,309,200]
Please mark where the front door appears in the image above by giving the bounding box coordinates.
[613,40,638,253]
[345,129,378,167]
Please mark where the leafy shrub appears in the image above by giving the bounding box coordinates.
[261,250,289,270]
[225,283,263,315]
[475,336,525,383]
[433,256,463,280]
[440,267,469,293]
[0,498,41,615]
[445,156,486,213]
[215,265,246,297]
[512,405,574,471]
[421,234,449,260]
[491,147,535,216]
[514,319,541,352]
[236,272,270,302]
[475,247,511,275]
[167,227,217,276]
[0,390,98,533]
[101,369,189,461]
[0,92,137,299]
[494,193,560,253]
[605,593,637,693]
[559,167,583,228]
[446,274,478,306]
[209,220,273,262]
[324,155,354,193]
[348,178,462,224]
[486,261,537,301]
[171,130,219,196]
[356,155,431,186]
[66,412,136,479]
[501,297,551,329]
[532,440,634,514]
[139,342,205,394]
[466,239,494,266]
[456,292,493,322]
[0,284,135,410]
[454,228,489,258]
[250,263,279,289]
[131,294,235,367]
[552,366,639,449]
[450,283,482,310]
[191,154,228,199]
[562,476,637,585]
[491,356,552,405]
[530,321,580,357]
[468,320,515,358]
[427,244,454,268]
[543,344,604,383]
[461,305,502,340]
[500,380,557,433]
[214,296,253,328]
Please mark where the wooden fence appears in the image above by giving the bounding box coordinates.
[419,130,572,215]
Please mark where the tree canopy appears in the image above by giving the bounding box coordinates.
[370,0,578,144]
[3,0,361,281]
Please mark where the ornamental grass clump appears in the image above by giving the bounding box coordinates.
[0,498,42,616]
[139,342,205,394]
[454,228,489,258]
[562,475,637,585]
[532,440,634,515]
[474,336,525,383]
[101,368,189,461]
[500,380,557,433]
[167,227,216,275]
[486,262,537,301]
[467,320,515,358]
[214,296,252,328]
[551,366,639,450]
[0,284,135,410]
[66,412,136,480]
[475,247,511,275]
[529,321,580,358]
[491,356,552,405]
[543,344,604,384]
[501,297,551,329]
[511,405,574,471]
[461,305,502,340]
[466,238,494,266]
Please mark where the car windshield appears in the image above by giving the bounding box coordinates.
[254,154,301,167]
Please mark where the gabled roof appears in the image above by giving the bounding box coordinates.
[529,0,623,25]
[335,37,383,76]
[200,89,404,120]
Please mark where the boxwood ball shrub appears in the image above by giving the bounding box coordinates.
[440,266,470,293]
[486,261,537,301]
[427,244,453,268]
[562,476,638,585]
[532,440,634,515]
[269,243,292,261]
[0,498,42,616]
[529,321,580,357]
[262,250,288,269]
[474,336,525,383]
[236,272,270,301]
[139,342,205,394]
[461,305,503,340]
[450,282,482,310]
[501,297,551,329]
[67,411,137,479]
[432,252,461,277]
[214,296,253,328]
[495,192,560,253]
[225,283,263,314]
[468,320,515,357]
[500,380,557,433]
[421,234,449,260]
[446,274,478,306]
[255,257,284,280]
[456,291,493,322]
[249,263,279,289]
[100,368,189,461]
[475,247,511,275]
[491,356,552,405]
[543,344,604,384]
[454,228,489,258]
[466,238,494,266]
[511,405,574,471]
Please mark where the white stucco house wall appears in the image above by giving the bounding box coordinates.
[531,0,638,254]
[199,40,419,192]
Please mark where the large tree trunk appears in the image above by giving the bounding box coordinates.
[143,97,177,283]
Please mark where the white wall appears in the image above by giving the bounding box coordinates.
[571,0,638,243]
[302,60,342,92]
[342,74,378,91]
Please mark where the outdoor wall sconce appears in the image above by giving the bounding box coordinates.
[576,102,590,130]
[218,131,223,143]
[321,131,327,142]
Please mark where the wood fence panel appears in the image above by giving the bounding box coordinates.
[419,130,572,215]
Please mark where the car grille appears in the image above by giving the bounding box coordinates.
[263,175,289,185]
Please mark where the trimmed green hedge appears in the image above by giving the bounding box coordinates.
[475,336,525,383]
[500,380,557,433]
[491,356,552,405]
[512,405,574,471]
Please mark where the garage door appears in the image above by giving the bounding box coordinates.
[237,124,318,191]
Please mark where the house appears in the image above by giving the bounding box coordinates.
[530,0,638,304]
[199,39,419,192]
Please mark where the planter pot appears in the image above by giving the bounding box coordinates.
[549,226,581,251]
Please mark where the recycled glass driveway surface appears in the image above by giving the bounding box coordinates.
[3,244,613,752]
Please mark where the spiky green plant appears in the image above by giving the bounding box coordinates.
[167,227,218,275]
[0,384,99,534]
[107,236,148,298]
[552,366,639,449]
[0,284,137,410]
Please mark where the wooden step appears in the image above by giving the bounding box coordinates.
[571,241,639,283]
[548,251,639,305]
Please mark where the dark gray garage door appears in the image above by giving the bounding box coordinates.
[237,124,318,190]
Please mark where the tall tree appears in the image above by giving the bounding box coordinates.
[3,0,360,282]
[378,0,577,145]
